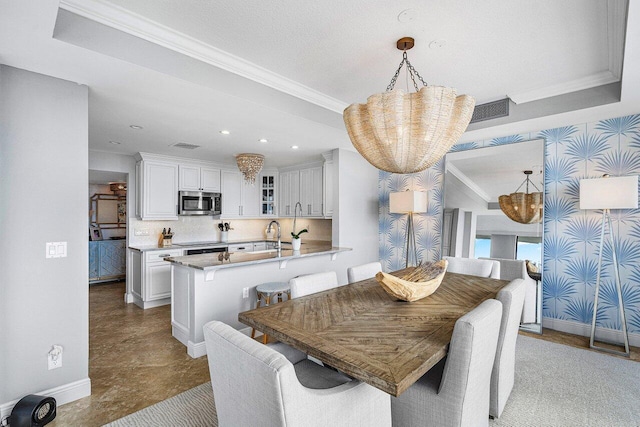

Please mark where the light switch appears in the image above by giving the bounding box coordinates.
[46,242,67,258]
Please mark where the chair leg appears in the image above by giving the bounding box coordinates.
[251,291,262,339]
[262,295,272,344]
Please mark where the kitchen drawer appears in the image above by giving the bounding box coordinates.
[252,242,267,251]
[145,248,183,262]
[228,243,254,253]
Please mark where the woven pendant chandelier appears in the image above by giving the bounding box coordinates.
[343,37,476,174]
[236,153,264,184]
[498,170,543,224]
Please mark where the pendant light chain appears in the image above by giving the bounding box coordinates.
[386,52,429,92]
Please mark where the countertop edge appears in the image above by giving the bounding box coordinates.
[165,246,352,271]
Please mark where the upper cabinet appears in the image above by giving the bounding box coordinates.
[179,164,221,192]
[300,166,323,217]
[322,151,334,218]
[136,154,179,220]
[279,163,325,218]
[259,172,278,217]
[221,170,260,218]
[279,170,300,217]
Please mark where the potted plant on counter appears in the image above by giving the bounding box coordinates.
[291,228,308,251]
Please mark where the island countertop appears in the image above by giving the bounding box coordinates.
[164,244,351,271]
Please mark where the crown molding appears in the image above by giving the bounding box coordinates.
[446,163,491,202]
[507,70,618,105]
[59,0,347,114]
[509,1,626,105]
[608,0,627,80]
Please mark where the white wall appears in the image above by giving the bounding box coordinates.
[0,66,90,406]
[331,149,379,283]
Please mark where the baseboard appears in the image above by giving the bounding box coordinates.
[179,327,258,359]
[124,292,134,304]
[187,340,207,358]
[0,378,91,421]
[171,324,189,347]
[132,296,170,309]
[543,317,640,347]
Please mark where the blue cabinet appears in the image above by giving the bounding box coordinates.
[89,240,126,283]
[89,241,99,280]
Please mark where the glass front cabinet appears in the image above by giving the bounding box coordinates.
[260,173,277,217]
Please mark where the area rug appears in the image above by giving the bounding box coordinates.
[104,335,640,426]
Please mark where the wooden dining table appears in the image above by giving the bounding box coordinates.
[238,269,509,397]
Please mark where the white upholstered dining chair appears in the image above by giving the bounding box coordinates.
[289,271,339,298]
[204,320,391,427]
[443,256,501,279]
[391,299,503,427]
[347,261,382,283]
[490,278,526,418]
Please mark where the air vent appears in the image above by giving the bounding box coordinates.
[470,98,510,124]
[172,142,200,150]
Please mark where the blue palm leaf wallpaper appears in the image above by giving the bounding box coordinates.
[379,113,640,340]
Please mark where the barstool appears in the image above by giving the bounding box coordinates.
[251,281,291,344]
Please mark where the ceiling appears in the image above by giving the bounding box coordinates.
[1,1,639,170]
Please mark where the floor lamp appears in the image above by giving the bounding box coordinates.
[579,175,638,357]
[390,191,428,268]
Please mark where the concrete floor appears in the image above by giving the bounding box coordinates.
[50,280,638,426]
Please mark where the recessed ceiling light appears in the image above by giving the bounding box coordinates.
[220,130,230,135]
[129,125,143,130]
[429,39,447,49]
[109,140,121,145]
[397,9,416,23]
[291,145,299,150]
[259,138,268,143]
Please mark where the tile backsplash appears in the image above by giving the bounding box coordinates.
[129,216,332,246]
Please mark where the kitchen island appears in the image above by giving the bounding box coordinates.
[165,243,351,357]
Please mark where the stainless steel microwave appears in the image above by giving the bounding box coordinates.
[178,191,221,216]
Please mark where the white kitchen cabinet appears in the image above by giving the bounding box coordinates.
[300,166,323,217]
[179,164,221,192]
[130,248,183,309]
[279,170,301,217]
[221,170,260,218]
[228,243,254,252]
[136,155,179,220]
[259,173,277,217]
[280,166,323,218]
[253,241,267,251]
[322,151,334,218]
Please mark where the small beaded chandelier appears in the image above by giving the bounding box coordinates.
[498,170,543,224]
[343,37,476,174]
[236,153,264,184]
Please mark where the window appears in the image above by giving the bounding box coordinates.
[474,235,491,259]
[516,236,542,267]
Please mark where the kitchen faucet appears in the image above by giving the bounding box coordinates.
[293,201,303,235]
[267,220,281,253]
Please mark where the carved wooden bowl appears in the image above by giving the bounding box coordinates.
[376,259,448,302]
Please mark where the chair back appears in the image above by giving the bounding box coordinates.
[443,256,500,279]
[347,262,382,283]
[490,279,526,418]
[439,299,502,426]
[290,271,339,298]
[204,320,293,426]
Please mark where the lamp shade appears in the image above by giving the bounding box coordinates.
[389,191,428,213]
[579,176,638,210]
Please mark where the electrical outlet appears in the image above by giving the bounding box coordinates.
[48,345,63,370]
[242,287,249,299]
[134,228,150,236]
